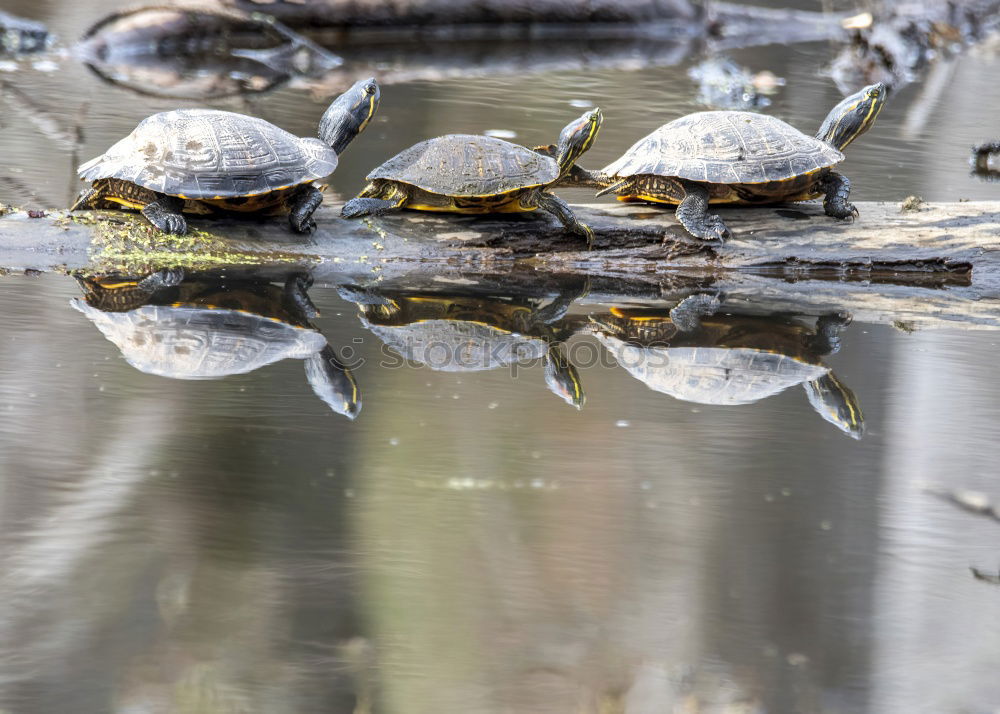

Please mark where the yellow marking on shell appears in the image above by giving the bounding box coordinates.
[176,194,189,199]
[201,193,289,212]
[96,280,141,289]
[164,303,307,329]
[405,199,536,214]
[608,307,673,321]
[408,318,500,331]
[194,183,303,202]
[620,193,681,206]
[105,196,147,210]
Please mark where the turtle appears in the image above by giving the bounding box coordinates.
[71,269,361,419]
[341,109,603,246]
[338,285,586,409]
[75,4,343,100]
[71,76,379,234]
[579,83,887,241]
[587,301,864,438]
[0,10,51,56]
[971,142,1000,182]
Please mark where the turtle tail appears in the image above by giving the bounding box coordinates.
[595,178,632,198]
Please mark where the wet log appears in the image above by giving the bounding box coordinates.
[223,0,703,29]
[2,200,1000,330]
[224,0,846,47]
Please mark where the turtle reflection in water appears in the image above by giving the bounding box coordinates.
[971,142,1000,182]
[71,270,361,418]
[340,286,585,409]
[74,4,342,100]
[588,304,864,438]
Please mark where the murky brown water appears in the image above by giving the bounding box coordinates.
[2,1,1000,713]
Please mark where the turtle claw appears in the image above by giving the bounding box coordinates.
[291,213,317,233]
[575,223,595,250]
[827,201,859,221]
[699,215,731,243]
[162,214,187,235]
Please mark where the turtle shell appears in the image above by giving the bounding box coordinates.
[78,109,337,199]
[368,135,559,197]
[595,334,828,405]
[603,112,844,185]
[363,319,547,372]
[71,300,327,379]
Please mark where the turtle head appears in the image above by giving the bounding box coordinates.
[816,82,888,151]
[319,77,380,155]
[555,108,603,177]
[804,373,865,439]
[305,345,362,420]
[543,344,586,410]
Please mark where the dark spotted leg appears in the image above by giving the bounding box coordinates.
[341,197,404,218]
[284,273,319,319]
[675,180,731,242]
[535,192,594,248]
[819,171,857,219]
[137,268,185,293]
[973,142,1000,165]
[70,187,101,211]
[141,194,187,234]
[669,293,722,332]
[807,312,852,355]
[971,142,1000,180]
[288,184,324,233]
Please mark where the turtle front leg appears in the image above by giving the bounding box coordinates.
[342,182,407,218]
[808,312,852,356]
[284,273,319,319]
[70,186,102,211]
[137,268,185,293]
[141,194,187,234]
[668,293,721,332]
[288,184,324,233]
[675,180,731,242]
[819,171,857,220]
[534,191,594,249]
[341,197,405,218]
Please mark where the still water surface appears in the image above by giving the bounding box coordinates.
[2,1,1000,712]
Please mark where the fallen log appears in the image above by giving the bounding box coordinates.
[221,0,707,29]
[2,199,1000,330]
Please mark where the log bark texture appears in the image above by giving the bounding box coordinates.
[2,200,999,330]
